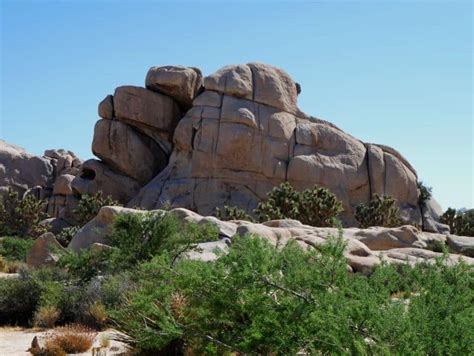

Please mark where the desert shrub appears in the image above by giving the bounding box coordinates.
[59,248,111,282]
[74,192,120,226]
[0,188,47,237]
[215,205,255,222]
[107,212,218,270]
[29,339,66,356]
[355,194,401,228]
[254,182,343,227]
[111,234,474,355]
[0,270,41,325]
[85,301,108,330]
[99,272,134,308]
[1,259,27,273]
[45,324,97,353]
[56,226,80,247]
[0,236,35,261]
[440,208,474,237]
[34,305,61,328]
[417,181,432,208]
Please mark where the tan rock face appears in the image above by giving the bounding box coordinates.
[26,232,65,267]
[146,65,203,110]
[92,119,168,184]
[130,63,421,226]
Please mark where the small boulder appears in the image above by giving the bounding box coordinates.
[98,94,114,119]
[447,235,474,257]
[26,232,65,267]
[146,65,203,110]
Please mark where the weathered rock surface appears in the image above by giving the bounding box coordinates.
[447,234,474,257]
[130,63,424,227]
[69,206,474,273]
[146,65,203,110]
[26,232,65,267]
[71,159,141,204]
[92,119,168,184]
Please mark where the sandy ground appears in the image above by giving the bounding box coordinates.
[0,327,129,355]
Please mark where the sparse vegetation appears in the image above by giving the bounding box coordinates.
[74,192,120,226]
[440,208,474,237]
[417,181,432,208]
[355,194,401,228]
[0,188,47,237]
[216,182,343,227]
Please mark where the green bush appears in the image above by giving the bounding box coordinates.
[56,226,80,248]
[0,270,41,325]
[0,236,35,261]
[217,182,343,227]
[0,189,47,237]
[440,208,474,237]
[215,205,255,222]
[107,212,218,271]
[355,194,401,228]
[417,181,432,208]
[74,192,120,226]
[111,234,474,355]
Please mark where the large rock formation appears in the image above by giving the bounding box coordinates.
[1,62,448,231]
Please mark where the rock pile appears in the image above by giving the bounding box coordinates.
[69,206,474,274]
[0,141,82,229]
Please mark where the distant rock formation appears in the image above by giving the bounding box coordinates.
[0,140,82,228]
[0,62,449,232]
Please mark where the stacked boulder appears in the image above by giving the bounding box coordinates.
[72,66,203,205]
[0,140,82,225]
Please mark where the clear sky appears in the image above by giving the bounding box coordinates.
[1,0,472,210]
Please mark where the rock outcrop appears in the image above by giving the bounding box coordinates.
[1,62,450,232]
[68,206,474,274]
[0,141,82,226]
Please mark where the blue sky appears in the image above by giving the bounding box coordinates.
[1,0,472,210]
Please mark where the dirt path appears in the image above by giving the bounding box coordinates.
[0,327,129,355]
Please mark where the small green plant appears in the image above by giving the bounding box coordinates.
[74,192,120,226]
[56,226,80,247]
[0,189,47,237]
[0,236,35,261]
[417,181,432,208]
[440,208,474,236]
[355,194,401,228]
[215,205,255,221]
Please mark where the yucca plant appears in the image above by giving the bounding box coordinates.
[355,194,401,228]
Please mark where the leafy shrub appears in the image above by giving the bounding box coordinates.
[355,194,401,228]
[0,236,35,261]
[111,234,474,354]
[34,305,61,328]
[74,192,120,226]
[59,248,111,282]
[218,182,343,227]
[0,270,41,325]
[440,208,474,236]
[0,189,47,237]
[56,226,80,248]
[417,181,432,208]
[215,205,255,221]
[107,212,218,271]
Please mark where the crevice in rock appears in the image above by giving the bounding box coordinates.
[364,143,373,199]
[249,64,256,101]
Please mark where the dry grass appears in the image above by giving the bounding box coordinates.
[0,258,26,273]
[86,302,108,329]
[40,324,97,354]
[34,306,60,328]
